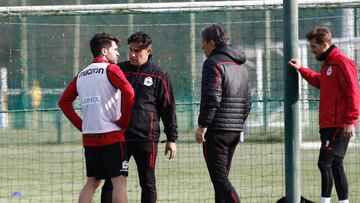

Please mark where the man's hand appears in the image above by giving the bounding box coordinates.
[164,141,176,160]
[195,127,207,144]
[344,124,355,139]
[288,59,301,70]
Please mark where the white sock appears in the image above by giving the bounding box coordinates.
[339,200,349,203]
[320,197,331,203]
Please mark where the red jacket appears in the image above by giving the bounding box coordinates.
[298,46,359,129]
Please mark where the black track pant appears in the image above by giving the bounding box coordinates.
[317,128,349,201]
[202,130,241,203]
[101,141,158,203]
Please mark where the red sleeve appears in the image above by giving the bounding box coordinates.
[298,67,321,89]
[58,78,82,131]
[338,60,360,125]
[107,64,135,130]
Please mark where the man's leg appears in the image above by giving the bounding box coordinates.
[226,132,241,202]
[111,175,127,203]
[101,143,133,203]
[332,156,348,201]
[318,149,334,199]
[318,128,340,200]
[331,129,350,202]
[202,130,240,203]
[82,146,101,203]
[101,179,113,203]
[79,177,101,203]
[133,141,158,203]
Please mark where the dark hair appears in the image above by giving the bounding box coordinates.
[90,33,119,57]
[127,31,152,49]
[201,24,229,48]
[306,26,332,45]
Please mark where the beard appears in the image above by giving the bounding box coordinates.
[316,44,335,61]
[315,54,323,61]
[107,56,117,64]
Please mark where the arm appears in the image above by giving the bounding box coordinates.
[244,77,252,121]
[58,78,82,131]
[338,60,360,137]
[196,60,222,144]
[157,72,178,159]
[157,72,178,143]
[107,64,135,130]
[198,60,222,127]
[288,59,321,89]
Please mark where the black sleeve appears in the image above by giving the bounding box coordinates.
[198,59,222,127]
[157,72,178,142]
[244,78,252,121]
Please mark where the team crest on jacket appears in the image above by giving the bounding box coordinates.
[326,66,332,76]
[120,160,129,172]
[144,77,153,86]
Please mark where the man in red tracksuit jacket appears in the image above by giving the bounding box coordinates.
[58,33,134,203]
[289,26,359,203]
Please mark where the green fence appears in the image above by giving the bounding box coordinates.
[0,1,360,202]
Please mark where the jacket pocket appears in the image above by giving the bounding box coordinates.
[128,110,160,139]
[128,110,152,137]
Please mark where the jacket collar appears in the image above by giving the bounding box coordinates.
[131,55,153,69]
[92,58,109,63]
[317,44,336,62]
[324,45,340,63]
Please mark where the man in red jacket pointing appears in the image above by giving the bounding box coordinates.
[289,26,359,203]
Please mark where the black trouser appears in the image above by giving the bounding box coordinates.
[317,128,349,200]
[101,141,158,203]
[202,130,241,203]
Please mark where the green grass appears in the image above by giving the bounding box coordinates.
[0,112,359,202]
[1,129,360,202]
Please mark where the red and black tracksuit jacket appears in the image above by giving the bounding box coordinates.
[298,45,360,128]
[198,44,251,131]
[118,57,178,142]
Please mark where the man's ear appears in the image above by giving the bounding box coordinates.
[101,47,108,56]
[209,40,216,48]
[147,47,153,54]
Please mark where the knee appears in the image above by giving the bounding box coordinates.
[94,180,101,189]
[318,160,331,171]
[331,158,344,171]
[111,175,127,186]
[212,176,230,189]
[86,178,101,189]
[139,174,156,190]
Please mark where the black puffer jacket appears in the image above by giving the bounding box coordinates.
[198,44,251,131]
[118,57,178,142]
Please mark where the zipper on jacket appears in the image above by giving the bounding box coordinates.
[131,66,141,93]
[334,100,337,125]
[149,112,154,140]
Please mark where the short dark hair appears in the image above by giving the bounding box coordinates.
[201,24,229,48]
[306,26,332,45]
[90,33,119,57]
[127,31,152,49]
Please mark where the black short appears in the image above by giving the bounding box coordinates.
[319,128,349,158]
[84,142,128,180]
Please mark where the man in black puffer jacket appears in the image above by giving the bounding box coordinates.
[195,24,251,203]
